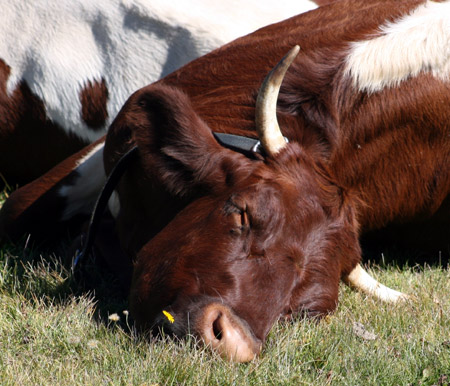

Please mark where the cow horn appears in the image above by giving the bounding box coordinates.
[344,263,410,303]
[255,45,300,156]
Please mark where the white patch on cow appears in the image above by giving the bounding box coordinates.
[59,142,106,221]
[344,1,450,93]
[1,0,318,143]
[108,191,120,219]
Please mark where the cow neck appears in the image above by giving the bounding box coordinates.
[72,132,281,271]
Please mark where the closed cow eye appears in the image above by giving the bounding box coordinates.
[228,205,250,235]
[240,209,249,228]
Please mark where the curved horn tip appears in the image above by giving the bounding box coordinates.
[284,45,301,65]
[255,45,301,156]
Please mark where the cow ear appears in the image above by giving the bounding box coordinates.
[105,85,251,198]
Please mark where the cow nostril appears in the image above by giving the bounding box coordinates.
[200,303,261,362]
[212,313,223,340]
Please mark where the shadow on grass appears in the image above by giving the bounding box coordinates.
[0,235,130,331]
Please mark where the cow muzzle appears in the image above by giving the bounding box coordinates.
[197,303,262,362]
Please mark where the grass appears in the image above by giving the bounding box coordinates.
[1,192,449,385]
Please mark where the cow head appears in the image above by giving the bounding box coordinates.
[104,47,361,361]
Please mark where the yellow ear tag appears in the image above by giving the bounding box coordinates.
[162,310,175,323]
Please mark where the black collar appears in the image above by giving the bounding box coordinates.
[213,133,263,158]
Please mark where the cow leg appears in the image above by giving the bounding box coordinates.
[344,263,409,303]
[0,139,105,244]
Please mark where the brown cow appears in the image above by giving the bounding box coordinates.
[1,0,449,362]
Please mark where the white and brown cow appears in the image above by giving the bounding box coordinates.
[0,0,320,186]
[1,0,449,362]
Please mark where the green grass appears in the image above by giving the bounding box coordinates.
[1,193,449,385]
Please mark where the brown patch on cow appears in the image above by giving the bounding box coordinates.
[313,0,336,6]
[0,60,11,94]
[0,59,87,187]
[79,78,109,130]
